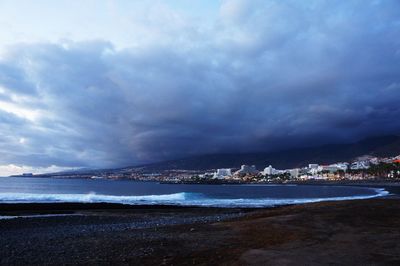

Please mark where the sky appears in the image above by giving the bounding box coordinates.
[0,0,399,176]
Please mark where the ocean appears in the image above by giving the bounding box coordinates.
[0,177,389,208]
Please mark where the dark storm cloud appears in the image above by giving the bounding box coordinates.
[0,0,399,168]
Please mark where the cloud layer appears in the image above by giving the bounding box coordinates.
[0,0,400,172]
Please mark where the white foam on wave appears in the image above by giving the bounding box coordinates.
[184,188,389,207]
[0,192,188,204]
[0,188,389,208]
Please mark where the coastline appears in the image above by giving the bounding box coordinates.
[165,179,400,199]
[0,181,395,210]
[1,198,399,265]
[0,182,399,265]
[291,180,400,198]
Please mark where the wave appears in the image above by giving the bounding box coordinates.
[0,192,190,204]
[0,188,389,208]
[183,188,389,207]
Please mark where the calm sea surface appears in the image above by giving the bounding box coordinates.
[0,177,388,207]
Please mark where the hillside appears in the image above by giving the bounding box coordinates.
[138,135,400,171]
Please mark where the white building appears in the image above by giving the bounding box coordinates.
[318,165,339,173]
[213,168,232,179]
[199,172,214,178]
[263,165,276,175]
[308,164,320,175]
[330,163,348,171]
[350,161,370,170]
[289,168,300,178]
[369,157,380,165]
[234,165,258,175]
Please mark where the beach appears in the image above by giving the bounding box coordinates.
[1,197,400,265]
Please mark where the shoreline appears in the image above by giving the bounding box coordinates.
[0,189,393,217]
[1,181,399,264]
[0,181,397,215]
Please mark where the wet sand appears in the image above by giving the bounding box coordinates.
[1,199,400,265]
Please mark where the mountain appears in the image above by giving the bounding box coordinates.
[137,135,400,171]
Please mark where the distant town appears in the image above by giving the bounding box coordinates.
[15,154,400,184]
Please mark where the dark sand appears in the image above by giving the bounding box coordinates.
[1,198,400,265]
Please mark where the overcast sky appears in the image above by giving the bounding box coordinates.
[0,0,399,175]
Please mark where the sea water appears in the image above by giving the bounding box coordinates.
[0,177,389,208]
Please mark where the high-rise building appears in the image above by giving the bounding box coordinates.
[213,168,232,179]
[263,165,275,175]
[234,165,258,175]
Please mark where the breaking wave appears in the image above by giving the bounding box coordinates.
[0,188,389,208]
